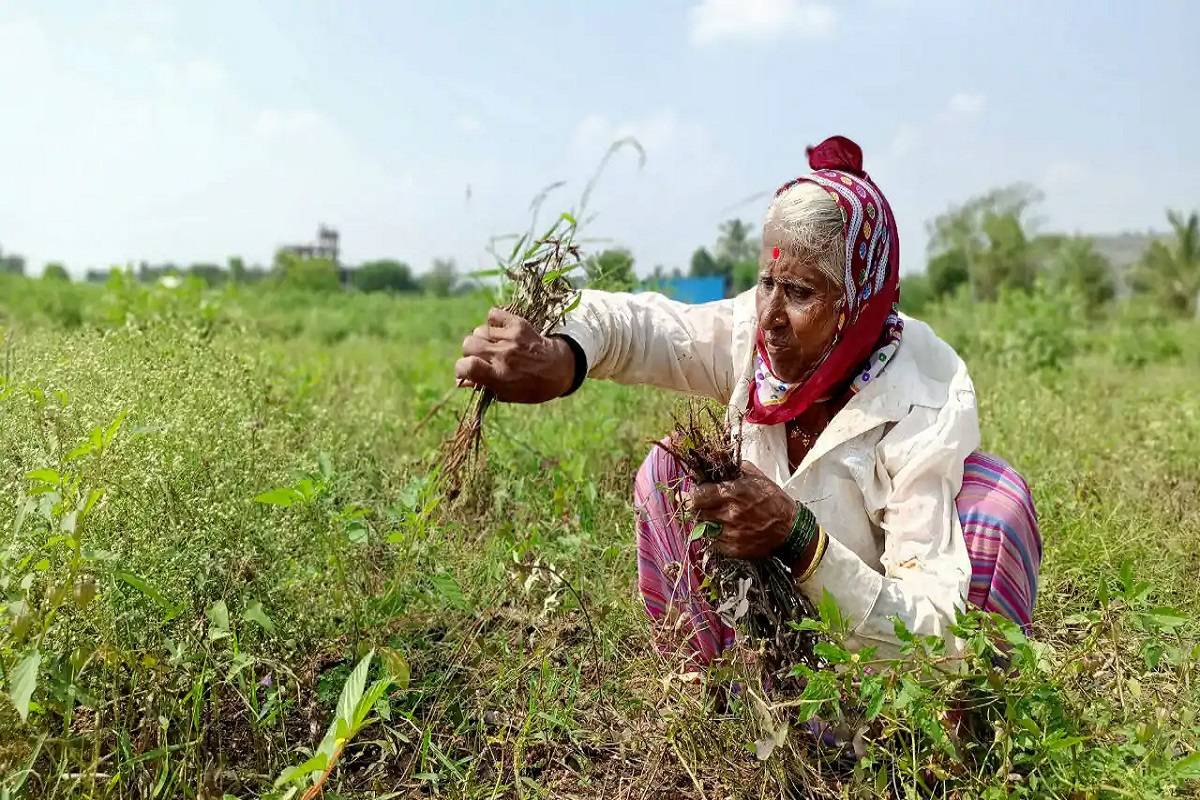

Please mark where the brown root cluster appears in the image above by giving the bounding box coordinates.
[656,402,820,680]
[440,235,581,498]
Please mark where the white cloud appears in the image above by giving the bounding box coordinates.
[939,91,986,122]
[688,0,835,46]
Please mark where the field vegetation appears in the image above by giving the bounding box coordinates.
[1,199,1199,798]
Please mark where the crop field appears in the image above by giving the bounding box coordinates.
[1,273,1199,798]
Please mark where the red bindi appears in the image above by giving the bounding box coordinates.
[771,246,780,260]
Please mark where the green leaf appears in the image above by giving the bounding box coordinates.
[207,600,230,631]
[380,647,411,690]
[353,678,392,729]
[254,487,300,507]
[891,615,915,643]
[430,573,468,610]
[317,650,374,758]
[347,524,369,545]
[789,618,826,632]
[115,571,180,620]
[998,617,1028,646]
[317,451,334,479]
[1046,735,1085,751]
[864,686,885,721]
[1129,580,1153,603]
[1118,559,1134,593]
[859,673,886,720]
[1146,607,1188,630]
[10,649,41,722]
[103,409,128,446]
[1174,752,1200,780]
[24,468,60,486]
[507,233,529,262]
[814,641,851,664]
[242,600,276,634]
[65,440,95,461]
[80,488,105,520]
[274,752,329,788]
[818,589,845,633]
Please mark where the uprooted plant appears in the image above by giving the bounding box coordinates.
[438,216,583,499]
[654,401,820,680]
[437,138,645,499]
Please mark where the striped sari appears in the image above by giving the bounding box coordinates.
[634,445,1042,665]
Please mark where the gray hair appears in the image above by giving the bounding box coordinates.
[763,181,846,292]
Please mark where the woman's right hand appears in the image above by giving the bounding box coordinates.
[454,308,578,403]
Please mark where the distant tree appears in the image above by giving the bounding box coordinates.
[975,210,1036,298]
[274,250,340,292]
[1047,237,1115,313]
[732,260,760,294]
[899,272,935,315]
[136,262,182,284]
[1131,210,1200,318]
[689,246,720,278]
[926,184,1042,300]
[584,248,636,291]
[352,259,418,293]
[0,246,26,276]
[715,219,757,265]
[228,256,247,283]
[238,260,270,284]
[927,249,969,297]
[689,219,758,295]
[423,258,458,297]
[188,263,227,286]
[42,262,70,282]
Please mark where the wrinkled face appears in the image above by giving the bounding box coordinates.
[755,223,843,383]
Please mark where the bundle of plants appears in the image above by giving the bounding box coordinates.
[655,402,820,680]
[439,212,583,499]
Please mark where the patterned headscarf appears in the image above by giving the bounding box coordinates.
[746,135,903,426]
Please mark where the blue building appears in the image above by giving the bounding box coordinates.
[640,275,729,303]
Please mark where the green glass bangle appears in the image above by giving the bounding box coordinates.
[777,501,818,562]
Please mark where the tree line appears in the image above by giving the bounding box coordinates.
[902,185,1198,317]
[0,248,470,298]
[669,187,1198,318]
[3,187,1197,316]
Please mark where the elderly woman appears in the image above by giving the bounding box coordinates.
[456,136,1041,662]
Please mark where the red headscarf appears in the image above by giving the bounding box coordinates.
[746,135,902,426]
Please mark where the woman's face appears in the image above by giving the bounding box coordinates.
[755,224,843,383]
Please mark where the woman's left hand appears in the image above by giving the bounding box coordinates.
[688,462,796,560]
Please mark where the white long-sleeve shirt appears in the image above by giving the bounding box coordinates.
[555,289,980,658]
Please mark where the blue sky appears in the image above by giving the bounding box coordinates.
[1,1,1196,277]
